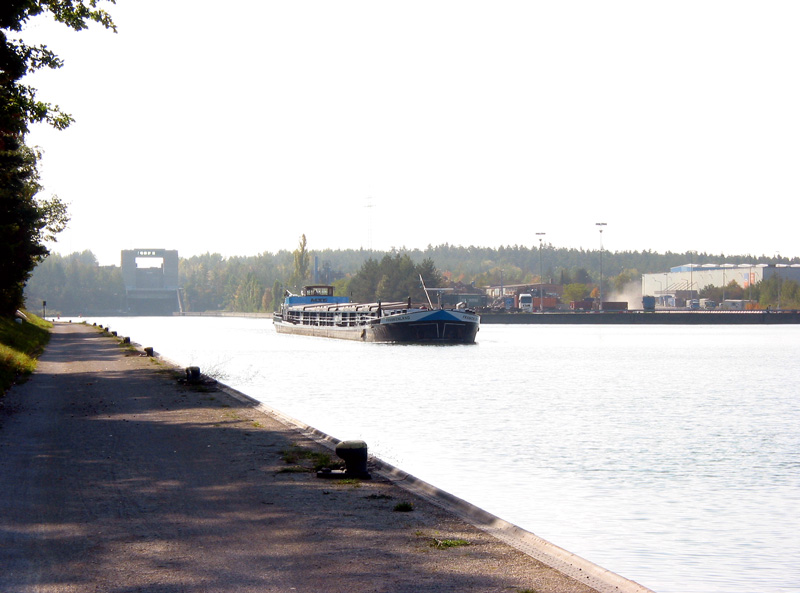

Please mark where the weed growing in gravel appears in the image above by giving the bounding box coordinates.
[430,538,470,549]
[334,478,362,487]
[277,466,308,474]
[281,445,342,472]
[393,502,414,512]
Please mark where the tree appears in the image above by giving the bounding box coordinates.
[271,280,282,312]
[563,283,589,303]
[24,250,125,315]
[699,280,744,303]
[0,141,68,314]
[417,258,443,289]
[348,253,443,303]
[573,268,592,285]
[1,1,115,314]
[290,234,310,290]
[1,1,117,135]
[758,276,800,310]
[612,269,640,293]
[232,272,263,312]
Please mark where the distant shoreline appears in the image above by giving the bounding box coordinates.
[481,310,800,324]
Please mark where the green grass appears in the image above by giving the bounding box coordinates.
[430,538,470,549]
[281,445,342,472]
[0,311,52,395]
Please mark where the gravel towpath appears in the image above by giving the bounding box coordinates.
[0,322,619,593]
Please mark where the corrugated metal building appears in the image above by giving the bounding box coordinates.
[642,263,800,306]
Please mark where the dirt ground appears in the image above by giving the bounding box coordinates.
[0,323,645,593]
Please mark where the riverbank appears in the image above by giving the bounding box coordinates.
[0,322,653,593]
[481,310,800,324]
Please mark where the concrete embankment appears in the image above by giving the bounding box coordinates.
[0,323,655,593]
[482,310,800,324]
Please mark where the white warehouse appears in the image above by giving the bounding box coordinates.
[642,263,800,306]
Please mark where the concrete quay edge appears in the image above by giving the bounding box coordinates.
[204,375,655,593]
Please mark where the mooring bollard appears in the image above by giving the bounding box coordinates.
[335,440,371,478]
[186,366,201,383]
[144,346,154,357]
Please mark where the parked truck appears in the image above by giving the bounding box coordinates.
[518,293,534,313]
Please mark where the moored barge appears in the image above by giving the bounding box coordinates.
[273,285,480,343]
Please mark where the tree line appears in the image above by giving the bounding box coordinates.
[23,238,800,315]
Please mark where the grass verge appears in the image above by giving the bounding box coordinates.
[0,311,52,395]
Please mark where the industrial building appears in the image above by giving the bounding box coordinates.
[121,249,183,315]
[642,263,800,308]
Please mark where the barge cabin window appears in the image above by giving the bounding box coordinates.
[302,286,334,297]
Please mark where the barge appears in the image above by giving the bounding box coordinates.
[273,285,480,343]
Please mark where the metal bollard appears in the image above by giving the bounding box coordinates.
[335,440,371,478]
[185,366,201,383]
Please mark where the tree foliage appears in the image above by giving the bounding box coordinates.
[0,139,68,314]
[290,234,310,290]
[563,283,589,303]
[1,0,117,134]
[1,0,115,314]
[758,276,800,309]
[346,254,442,303]
[23,250,124,314]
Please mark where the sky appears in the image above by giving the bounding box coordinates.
[20,1,800,266]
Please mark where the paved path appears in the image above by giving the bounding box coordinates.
[0,323,623,593]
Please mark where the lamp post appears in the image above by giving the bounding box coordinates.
[596,223,607,310]
[536,232,545,312]
[721,264,733,304]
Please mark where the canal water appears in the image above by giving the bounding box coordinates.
[78,317,800,593]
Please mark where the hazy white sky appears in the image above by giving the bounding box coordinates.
[22,1,800,266]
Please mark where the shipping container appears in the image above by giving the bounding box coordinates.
[601,301,628,311]
[570,299,594,311]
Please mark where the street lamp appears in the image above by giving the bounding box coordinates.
[536,232,546,312]
[596,223,607,310]
[721,263,734,303]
